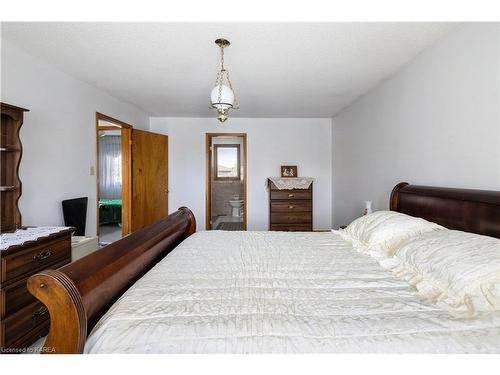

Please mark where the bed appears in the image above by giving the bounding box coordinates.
[98,198,122,225]
[28,182,500,353]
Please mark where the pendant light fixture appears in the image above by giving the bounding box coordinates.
[211,38,238,123]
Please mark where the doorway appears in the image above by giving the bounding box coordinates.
[206,133,247,230]
[95,112,132,246]
[96,114,169,245]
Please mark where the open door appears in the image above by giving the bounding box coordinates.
[96,112,133,245]
[130,129,168,232]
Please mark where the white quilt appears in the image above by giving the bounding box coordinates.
[85,231,500,353]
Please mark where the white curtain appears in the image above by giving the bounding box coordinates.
[99,135,122,199]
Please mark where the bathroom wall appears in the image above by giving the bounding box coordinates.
[212,137,245,217]
[213,181,243,217]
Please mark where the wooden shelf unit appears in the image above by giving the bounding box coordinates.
[1,102,29,233]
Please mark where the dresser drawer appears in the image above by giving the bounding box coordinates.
[0,257,69,319]
[270,212,312,224]
[271,200,312,212]
[1,301,49,348]
[0,278,34,320]
[270,189,312,200]
[1,236,71,285]
[270,224,312,232]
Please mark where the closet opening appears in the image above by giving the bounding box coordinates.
[95,112,132,246]
[206,133,247,230]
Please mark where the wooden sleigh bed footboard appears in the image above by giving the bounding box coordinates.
[27,207,196,354]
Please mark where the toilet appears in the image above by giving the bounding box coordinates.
[229,196,243,217]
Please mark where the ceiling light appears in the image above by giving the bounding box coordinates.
[211,38,238,123]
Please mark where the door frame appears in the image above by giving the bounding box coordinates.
[95,112,133,238]
[205,133,247,230]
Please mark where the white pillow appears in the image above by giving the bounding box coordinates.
[338,211,445,257]
[380,230,500,316]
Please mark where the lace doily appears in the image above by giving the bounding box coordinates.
[268,177,314,190]
[0,227,71,251]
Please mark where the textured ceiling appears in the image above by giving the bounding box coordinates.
[1,22,456,117]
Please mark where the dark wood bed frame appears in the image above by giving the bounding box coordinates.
[27,207,196,354]
[28,184,500,353]
[390,182,500,238]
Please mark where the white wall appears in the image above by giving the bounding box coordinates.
[150,117,332,230]
[332,23,500,228]
[1,40,150,235]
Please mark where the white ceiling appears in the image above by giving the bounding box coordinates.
[2,22,456,118]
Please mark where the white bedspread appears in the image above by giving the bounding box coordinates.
[85,231,500,353]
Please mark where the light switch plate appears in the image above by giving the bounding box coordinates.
[90,166,95,176]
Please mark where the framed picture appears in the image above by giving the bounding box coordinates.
[280,165,297,178]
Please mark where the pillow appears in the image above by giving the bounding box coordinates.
[338,211,445,257]
[380,230,500,316]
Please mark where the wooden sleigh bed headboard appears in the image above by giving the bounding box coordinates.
[390,182,500,238]
[27,183,500,353]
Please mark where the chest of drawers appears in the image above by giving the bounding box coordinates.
[0,228,73,351]
[268,180,313,231]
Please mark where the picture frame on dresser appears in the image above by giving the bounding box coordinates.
[280,165,297,178]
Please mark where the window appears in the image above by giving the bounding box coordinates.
[214,144,241,180]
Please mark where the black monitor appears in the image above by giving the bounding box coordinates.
[62,197,88,236]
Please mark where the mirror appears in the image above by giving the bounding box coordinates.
[214,144,240,180]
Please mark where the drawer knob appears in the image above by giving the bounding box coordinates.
[33,306,48,318]
[288,194,294,198]
[289,205,294,209]
[33,249,52,261]
[32,306,48,327]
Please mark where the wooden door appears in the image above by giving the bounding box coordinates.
[130,129,168,232]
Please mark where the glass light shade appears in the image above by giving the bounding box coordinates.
[211,85,234,111]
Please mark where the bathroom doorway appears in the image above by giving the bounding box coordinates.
[206,133,247,230]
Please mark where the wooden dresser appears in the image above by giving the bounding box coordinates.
[0,227,73,351]
[269,180,313,231]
